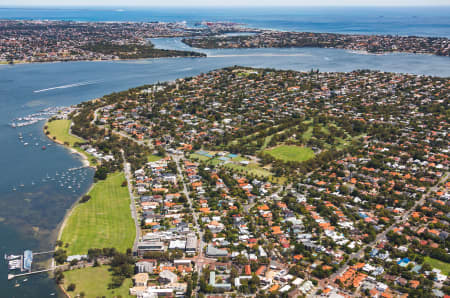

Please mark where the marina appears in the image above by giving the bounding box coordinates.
[5,250,56,280]
[9,106,70,128]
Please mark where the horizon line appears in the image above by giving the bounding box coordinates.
[1,5,450,8]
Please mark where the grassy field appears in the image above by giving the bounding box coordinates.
[60,172,135,255]
[264,145,315,162]
[223,162,286,184]
[46,119,84,146]
[224,162,273,178]
[46,119,96,165]
[189,153,211,161]
[147,154,163,162]
[230,120,343,153]
[425,256,450,275]
[63,266,133,298]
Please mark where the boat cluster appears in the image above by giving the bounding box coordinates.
[9,106,67,128]
[4,254,21,270]
[53,167,90,191]
[12,166,90,192]
[18,132,51,149]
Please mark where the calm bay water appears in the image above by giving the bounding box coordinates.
[0,7,449,298]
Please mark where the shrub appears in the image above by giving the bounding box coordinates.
[79,195,91,203]
[67,283,76,291]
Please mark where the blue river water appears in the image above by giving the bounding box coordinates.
[0,7,449,298]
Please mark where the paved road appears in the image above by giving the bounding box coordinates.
[171,154,204,259]
[121,150,141,254]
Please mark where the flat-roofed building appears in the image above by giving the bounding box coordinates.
[206,245,228,257]
[136,259,157,273]
[137,241,164,256]
[169,240,186,250]
[185,236,197,254]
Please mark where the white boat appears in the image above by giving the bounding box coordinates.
[4,254,21,260]
[8,260,22,270]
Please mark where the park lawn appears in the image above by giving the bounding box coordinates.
[46,119,83,146]
[63,266,133,298]
[60,172,135,255]
[301,124,330,141]
[425,256,450,276]
[223,162,286,184]
[260,135,273,150]
[207,158,224,166]
[224,162,273,178]
[46,119,96,165]
[230,155,249,162]
[147,154,163,162]
[189,153,210,161]
[264,145,315,162]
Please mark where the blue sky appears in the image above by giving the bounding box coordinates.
[2,0,450,6]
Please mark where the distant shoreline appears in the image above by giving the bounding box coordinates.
[1,46,446,69]
[0,54,207,66]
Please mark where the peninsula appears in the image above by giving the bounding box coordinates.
[182,31,450,56]
[48,66,449,298]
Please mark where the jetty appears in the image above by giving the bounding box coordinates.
[32,250,55,256]
[5,250,56,280]
[8,267,57,280]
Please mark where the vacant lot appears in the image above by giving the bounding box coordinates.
[63,266,133,298]
[264,145,315,162]
[60,172,135,255]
